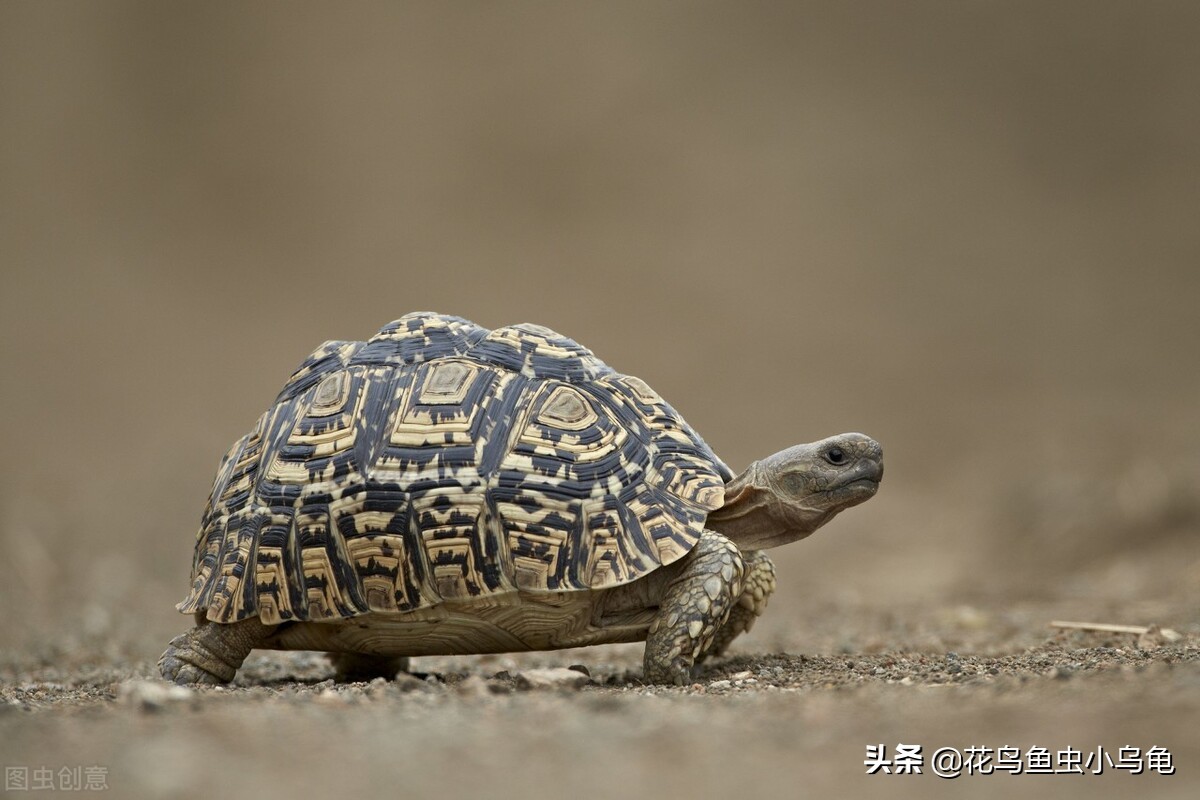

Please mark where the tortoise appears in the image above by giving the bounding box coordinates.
[160,312,882,685]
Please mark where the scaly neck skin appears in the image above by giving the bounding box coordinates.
[706,461,829,550]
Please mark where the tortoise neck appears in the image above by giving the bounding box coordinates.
[706,462,781,549]
[706,460,828,550]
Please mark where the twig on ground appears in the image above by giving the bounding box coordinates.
[1049,620,1181,641]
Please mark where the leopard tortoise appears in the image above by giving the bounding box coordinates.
[160,312,882,685]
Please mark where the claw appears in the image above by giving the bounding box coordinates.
[643,658,693,686]
[158,652,225,686]
[157,634,237,685]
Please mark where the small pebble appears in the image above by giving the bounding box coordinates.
[514,668,593,691]
[453,675,491,698]
[118,680,194,712]
[392,673,427,693]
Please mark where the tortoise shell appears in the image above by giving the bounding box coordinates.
[179,312,731,625]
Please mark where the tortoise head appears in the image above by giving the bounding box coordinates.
[705,433,883,549]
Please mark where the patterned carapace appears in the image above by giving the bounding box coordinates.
[179,313,731,625]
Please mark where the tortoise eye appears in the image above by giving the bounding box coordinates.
[824,447,847,466]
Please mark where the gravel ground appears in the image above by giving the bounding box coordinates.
[3,600,1196,800]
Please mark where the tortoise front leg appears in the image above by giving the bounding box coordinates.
[702,549,776,660]
[159,615,276,685]
[643,530,745,685]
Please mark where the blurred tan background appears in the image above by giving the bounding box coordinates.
[1,0,1197,655]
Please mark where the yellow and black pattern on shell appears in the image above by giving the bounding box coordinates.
[178,312,731,624]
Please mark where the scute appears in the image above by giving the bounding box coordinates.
[178,313,729,624]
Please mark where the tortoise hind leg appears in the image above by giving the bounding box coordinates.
[327,653,411,682]
[700,549,776,660]
[159,615,276,685]
[643,530,746,685]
